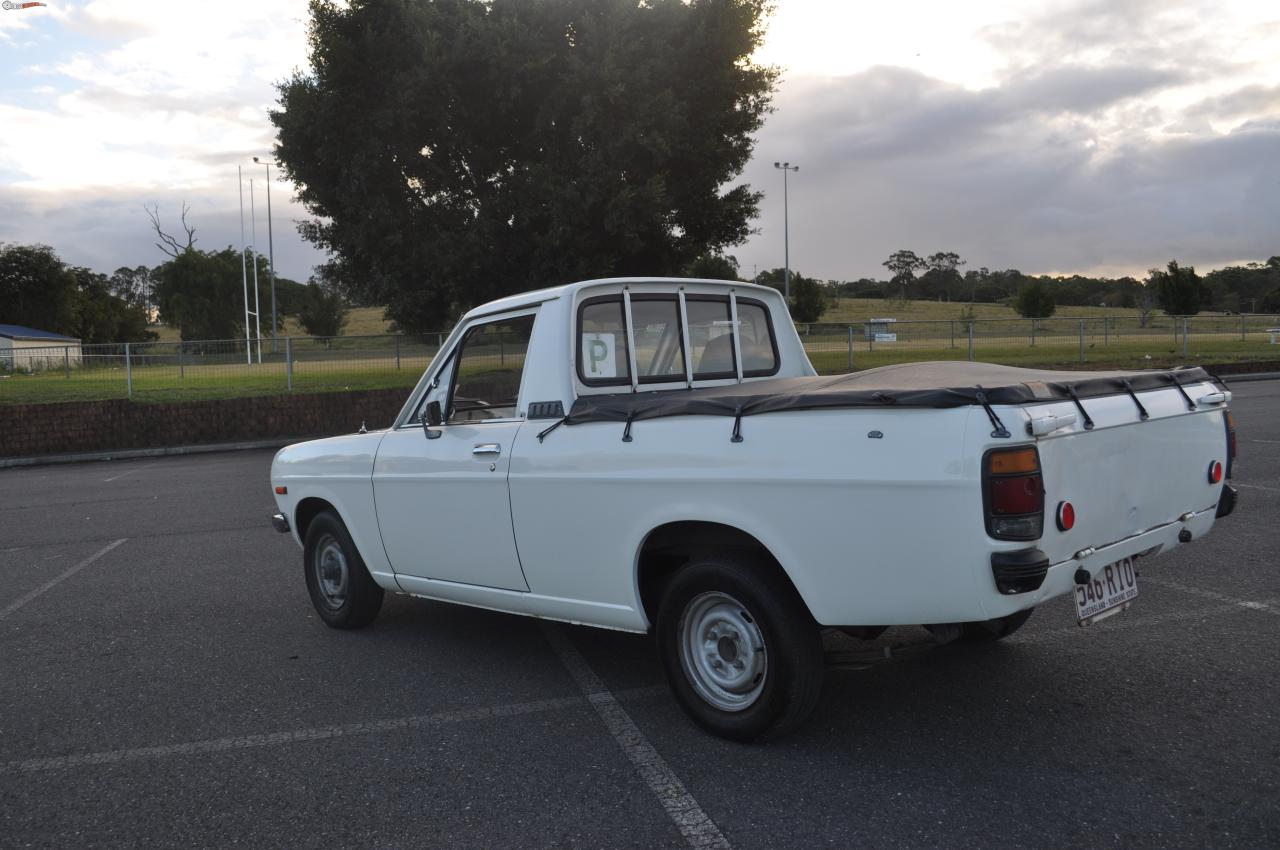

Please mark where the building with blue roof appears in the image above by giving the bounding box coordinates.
[0,324,82,371]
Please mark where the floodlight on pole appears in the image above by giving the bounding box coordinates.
[773,161,799,303]
[253,156,278,353]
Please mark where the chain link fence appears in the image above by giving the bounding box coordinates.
[4,314,1280,404]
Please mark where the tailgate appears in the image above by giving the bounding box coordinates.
[1031,387,1229,566]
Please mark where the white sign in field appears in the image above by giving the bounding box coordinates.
[873,333,898,342]
[582,332,618,379]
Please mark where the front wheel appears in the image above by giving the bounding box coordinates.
[656,554,824,742]
[303,510,384,629]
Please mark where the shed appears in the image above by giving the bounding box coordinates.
[0,324,83,371]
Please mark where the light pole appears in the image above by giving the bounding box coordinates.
[773,161,799,302]
[253,157,278,352]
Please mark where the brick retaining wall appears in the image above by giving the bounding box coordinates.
[0,389,410,459]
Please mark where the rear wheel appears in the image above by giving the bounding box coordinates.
[303,510,384,629]
[960,608,1033,642]
[656,553,823,742]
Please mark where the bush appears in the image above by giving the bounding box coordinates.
[1013,281,1056,319]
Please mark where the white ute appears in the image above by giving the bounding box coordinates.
[270,278,1239,740]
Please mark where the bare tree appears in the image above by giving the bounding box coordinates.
[144,202,197,258]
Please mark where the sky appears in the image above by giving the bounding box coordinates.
[0,0,1277,285]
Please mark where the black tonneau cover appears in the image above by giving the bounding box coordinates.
[559,362,1215,429]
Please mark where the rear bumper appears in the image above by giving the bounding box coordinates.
[1216,484,1238,519]
[270,513,291,534]
[983,505,1219,617]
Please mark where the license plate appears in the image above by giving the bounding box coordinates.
[1074,557,1139,625]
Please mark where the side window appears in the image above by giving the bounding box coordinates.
[737,300,779,376]
[578,298,631,385]
[630,297,685,383]
[446,315,535,423]
[686,298,736,378]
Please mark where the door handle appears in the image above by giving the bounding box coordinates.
[472,443,502,456]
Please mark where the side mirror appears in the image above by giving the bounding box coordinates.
[423,400,443,439]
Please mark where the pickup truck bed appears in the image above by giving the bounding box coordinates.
[555,360,1216,428]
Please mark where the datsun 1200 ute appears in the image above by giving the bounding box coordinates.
[270,278,1237,740]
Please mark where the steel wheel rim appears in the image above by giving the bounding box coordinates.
[678,591,768,712]
[314,534,349,610]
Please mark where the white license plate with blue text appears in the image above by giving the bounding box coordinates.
[1074,557,1139,625]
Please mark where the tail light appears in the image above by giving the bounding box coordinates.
[1224,411,1236,478]
[984,447,1044,540]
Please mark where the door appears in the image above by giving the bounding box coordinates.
[373,312,536,591]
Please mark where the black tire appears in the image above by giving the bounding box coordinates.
[303,510,384,629]
[656,553,824,742]
[960,608,1033,642]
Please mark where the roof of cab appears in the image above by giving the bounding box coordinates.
[461,277,781,320]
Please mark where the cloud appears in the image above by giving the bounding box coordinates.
[736,62,1280,280]
[0,177,326,284]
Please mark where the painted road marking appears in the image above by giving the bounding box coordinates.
[1,696,582,773]
[1140,576,1279,614]
[0,538,126,622]
[542,622,732,850]
[103,463,157,483]
[0,685,671,774]
[1234,482,1280,493]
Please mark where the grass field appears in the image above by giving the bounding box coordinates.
[4,325,1278,405]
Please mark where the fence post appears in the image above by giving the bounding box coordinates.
[178,342,185,380]
[1078,319,1085,364]
[949,320,955,349]
[847,326,853,371]
[395,335,401,370]
[1104,317,1109,346]
[1182,317,1189,358]
[64,346,70,379]
[1030,319,1036,347]
[967,322,974,361]
[286,337,293,391]
[1240,313,1246,342]
[499,332,505,365]
[125,342,132,398]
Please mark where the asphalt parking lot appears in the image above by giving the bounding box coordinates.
[1,383,1277,849]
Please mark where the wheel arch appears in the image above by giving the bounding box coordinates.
[634,520,811,630]
[294,496,337,543]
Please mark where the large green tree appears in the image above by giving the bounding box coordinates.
[153,248,257,341]
[272,0,777,332]
[0,244,152,343]
[1150,260,1209,316]
[0,244,78,333]
[1013,280,1056,319]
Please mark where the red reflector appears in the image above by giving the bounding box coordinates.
[275,485,288,495]
[1057,501,1075,531]
[1208,461,1223,484]
[990,474,1043,515]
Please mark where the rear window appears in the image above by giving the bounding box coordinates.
[687,298,736,379]
[578,298,631,386]
[631,297,686,383]
[577,291,779,386]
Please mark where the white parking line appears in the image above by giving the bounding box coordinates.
[0,685,672,775]
[1234,482,1280,493]
[0,538,127,622]
[1,695,584,774]
[1015,597,1280,645]
[103,463,157,483]
[1140,576,1279,614]
[541,622,732,850]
